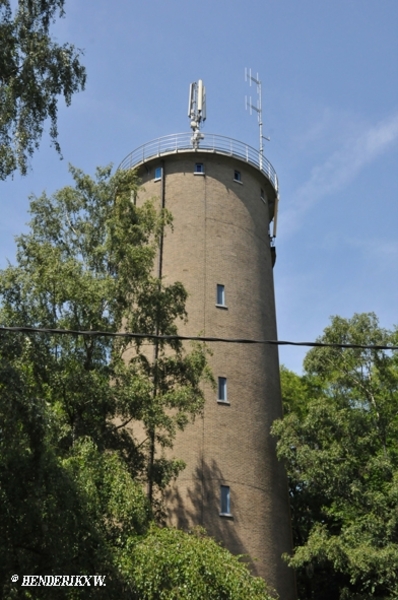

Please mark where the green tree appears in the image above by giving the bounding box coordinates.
[0,331,147,598]
[123,525,274,600]
[0,0,86,179]
[0,163,209,502]
[272,313,398,599]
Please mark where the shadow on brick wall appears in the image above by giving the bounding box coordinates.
[164,455,259,575]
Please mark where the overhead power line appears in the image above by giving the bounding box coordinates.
[0,326,397,351]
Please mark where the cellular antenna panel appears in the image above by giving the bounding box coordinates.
[188,79,206,148]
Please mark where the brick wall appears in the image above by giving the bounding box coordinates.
[131,151,296,599]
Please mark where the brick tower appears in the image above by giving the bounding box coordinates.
[119,84,296,599]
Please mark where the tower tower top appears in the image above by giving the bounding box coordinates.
[188,79,206,148]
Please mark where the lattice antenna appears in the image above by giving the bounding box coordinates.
[188,79,206,149]
[245,68,270,169]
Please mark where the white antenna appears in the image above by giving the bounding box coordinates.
[188,79,206,149]
[245,68,270,170]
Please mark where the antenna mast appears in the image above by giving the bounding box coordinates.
[245,68,270,170]
[245,69,278,239]
[188,79,206,149]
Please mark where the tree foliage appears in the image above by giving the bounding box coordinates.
[272,313,398,599]
[0,163,210,504]
[0,166,268,598]
[123,525,273,600]
[0,0,86,178]
[0,332,139,598]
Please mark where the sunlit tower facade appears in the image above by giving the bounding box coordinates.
[119,80,296,599]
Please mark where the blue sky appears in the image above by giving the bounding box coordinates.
[1,0,397,373]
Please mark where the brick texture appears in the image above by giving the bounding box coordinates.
[132,151,297,599]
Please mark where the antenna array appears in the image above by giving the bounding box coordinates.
[188,79,206,148]
[245,68,270,170]
[245,69,278,238]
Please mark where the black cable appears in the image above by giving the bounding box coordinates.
[0,325,397,351]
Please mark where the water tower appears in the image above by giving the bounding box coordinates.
[119,79,296,599]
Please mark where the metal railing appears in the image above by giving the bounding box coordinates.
[118,132,278,192]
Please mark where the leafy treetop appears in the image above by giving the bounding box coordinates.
[273,313,398,600]
[0,0,86,178]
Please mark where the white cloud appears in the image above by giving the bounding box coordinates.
[280,112,398,237]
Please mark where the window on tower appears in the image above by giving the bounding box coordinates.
[217,377,228,403]
[220,485,231,516]
[233,170,241,183]
[194,163,204,174]
[154,167,162,181]
[216,284,226,307]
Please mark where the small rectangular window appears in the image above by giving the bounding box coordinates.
[218,377,227,402]
[234,170,241,182]
[216,284,225,306]
[220,485,231,515]
[194,163,204,174]
[154,167,162,181]
[260,188,265,202]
